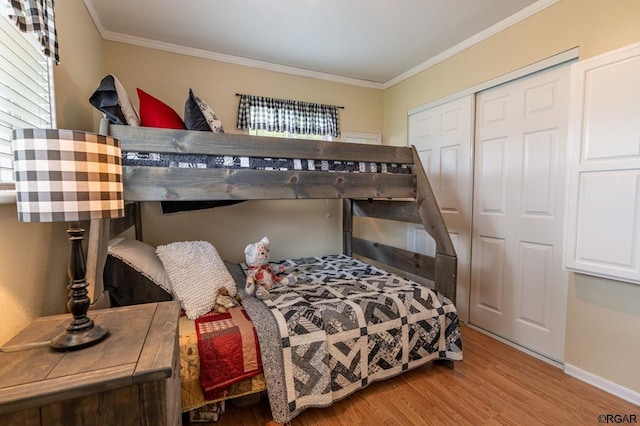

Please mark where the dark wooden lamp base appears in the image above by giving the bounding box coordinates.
[50,227,109,352]
[50,323,108,351]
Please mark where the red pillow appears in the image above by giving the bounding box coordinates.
[137,88,186,129]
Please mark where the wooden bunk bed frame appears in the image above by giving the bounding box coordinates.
[87,120,457,309]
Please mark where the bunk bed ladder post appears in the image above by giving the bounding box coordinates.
[133,202,143,241]
[88,121,145,309]
[343,199,353,256]
[84,118,113,309]
[435,253,457,304]
[86,218,111,309]
[410,146,458,303]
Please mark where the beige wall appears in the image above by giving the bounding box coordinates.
[102,42,384,262]
[383,0,640,393]
[0,0,106,345]
[103,42,383,138]
[53,0,107,132]
[0,208,68,345]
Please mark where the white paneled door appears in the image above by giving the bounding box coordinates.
[408,95,474,323]
[470,65,570,362]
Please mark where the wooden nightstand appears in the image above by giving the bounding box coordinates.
[0,301,181,426]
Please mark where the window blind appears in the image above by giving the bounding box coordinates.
[0,10,53,184]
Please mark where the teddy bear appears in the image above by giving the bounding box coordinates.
[244,236,296,299]
[212,287,243,314]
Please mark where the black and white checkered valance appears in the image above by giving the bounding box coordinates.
[12,129,124,222]
[237,94,340,137]
[9,0,59,64]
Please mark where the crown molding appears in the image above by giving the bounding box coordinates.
[383,0,561,88]
[101,30,384,89]
[82,0,382,89]
[84,0,559,90]
[82,0,105,36]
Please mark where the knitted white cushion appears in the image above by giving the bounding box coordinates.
[156,241,236,319]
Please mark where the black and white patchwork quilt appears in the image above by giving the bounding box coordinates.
[237,254,462,423]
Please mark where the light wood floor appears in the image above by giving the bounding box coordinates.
[194,325,638,425]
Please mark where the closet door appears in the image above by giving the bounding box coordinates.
[407,95,474,323]
[470,65,570,362]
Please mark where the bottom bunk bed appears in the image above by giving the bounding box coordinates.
[101,214,462,424]
[87,122,463,423]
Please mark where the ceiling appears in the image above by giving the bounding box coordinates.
[84,0,551,88]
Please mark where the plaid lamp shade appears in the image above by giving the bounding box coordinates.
[12,129,124,222]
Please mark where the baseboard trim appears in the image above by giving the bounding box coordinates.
[465,324,564,368]
[564,363,640,407]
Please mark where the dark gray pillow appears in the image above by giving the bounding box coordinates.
[104,238,173,306]
[104,254,172,306]
[89,74,140,126]
[184,89,225,132]
[184,88,210,131]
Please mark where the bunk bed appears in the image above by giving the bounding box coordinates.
[86,120,462,424]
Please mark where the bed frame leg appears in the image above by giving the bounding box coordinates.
[435,359,455,369]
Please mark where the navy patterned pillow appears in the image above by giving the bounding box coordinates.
[184,89,225,132]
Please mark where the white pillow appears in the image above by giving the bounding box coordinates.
[108,238,172,294]
[112,74,140,126]
[155,241,236,319]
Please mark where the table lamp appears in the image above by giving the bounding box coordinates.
[12,128,124,351]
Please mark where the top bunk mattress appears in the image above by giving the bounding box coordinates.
[122,151,411,174]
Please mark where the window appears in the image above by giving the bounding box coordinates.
[0,8,55,188]
[248,129,333,141]
[341,131,381,145]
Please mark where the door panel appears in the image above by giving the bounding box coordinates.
[408,95,474,323]
[518,241,552,329]
[470,65,570,362]
[478,137,508,214]
[522,130,557,216]
[477,236,505,314]
[440,145,463,212]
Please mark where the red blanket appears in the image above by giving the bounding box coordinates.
[195,306,262,400]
